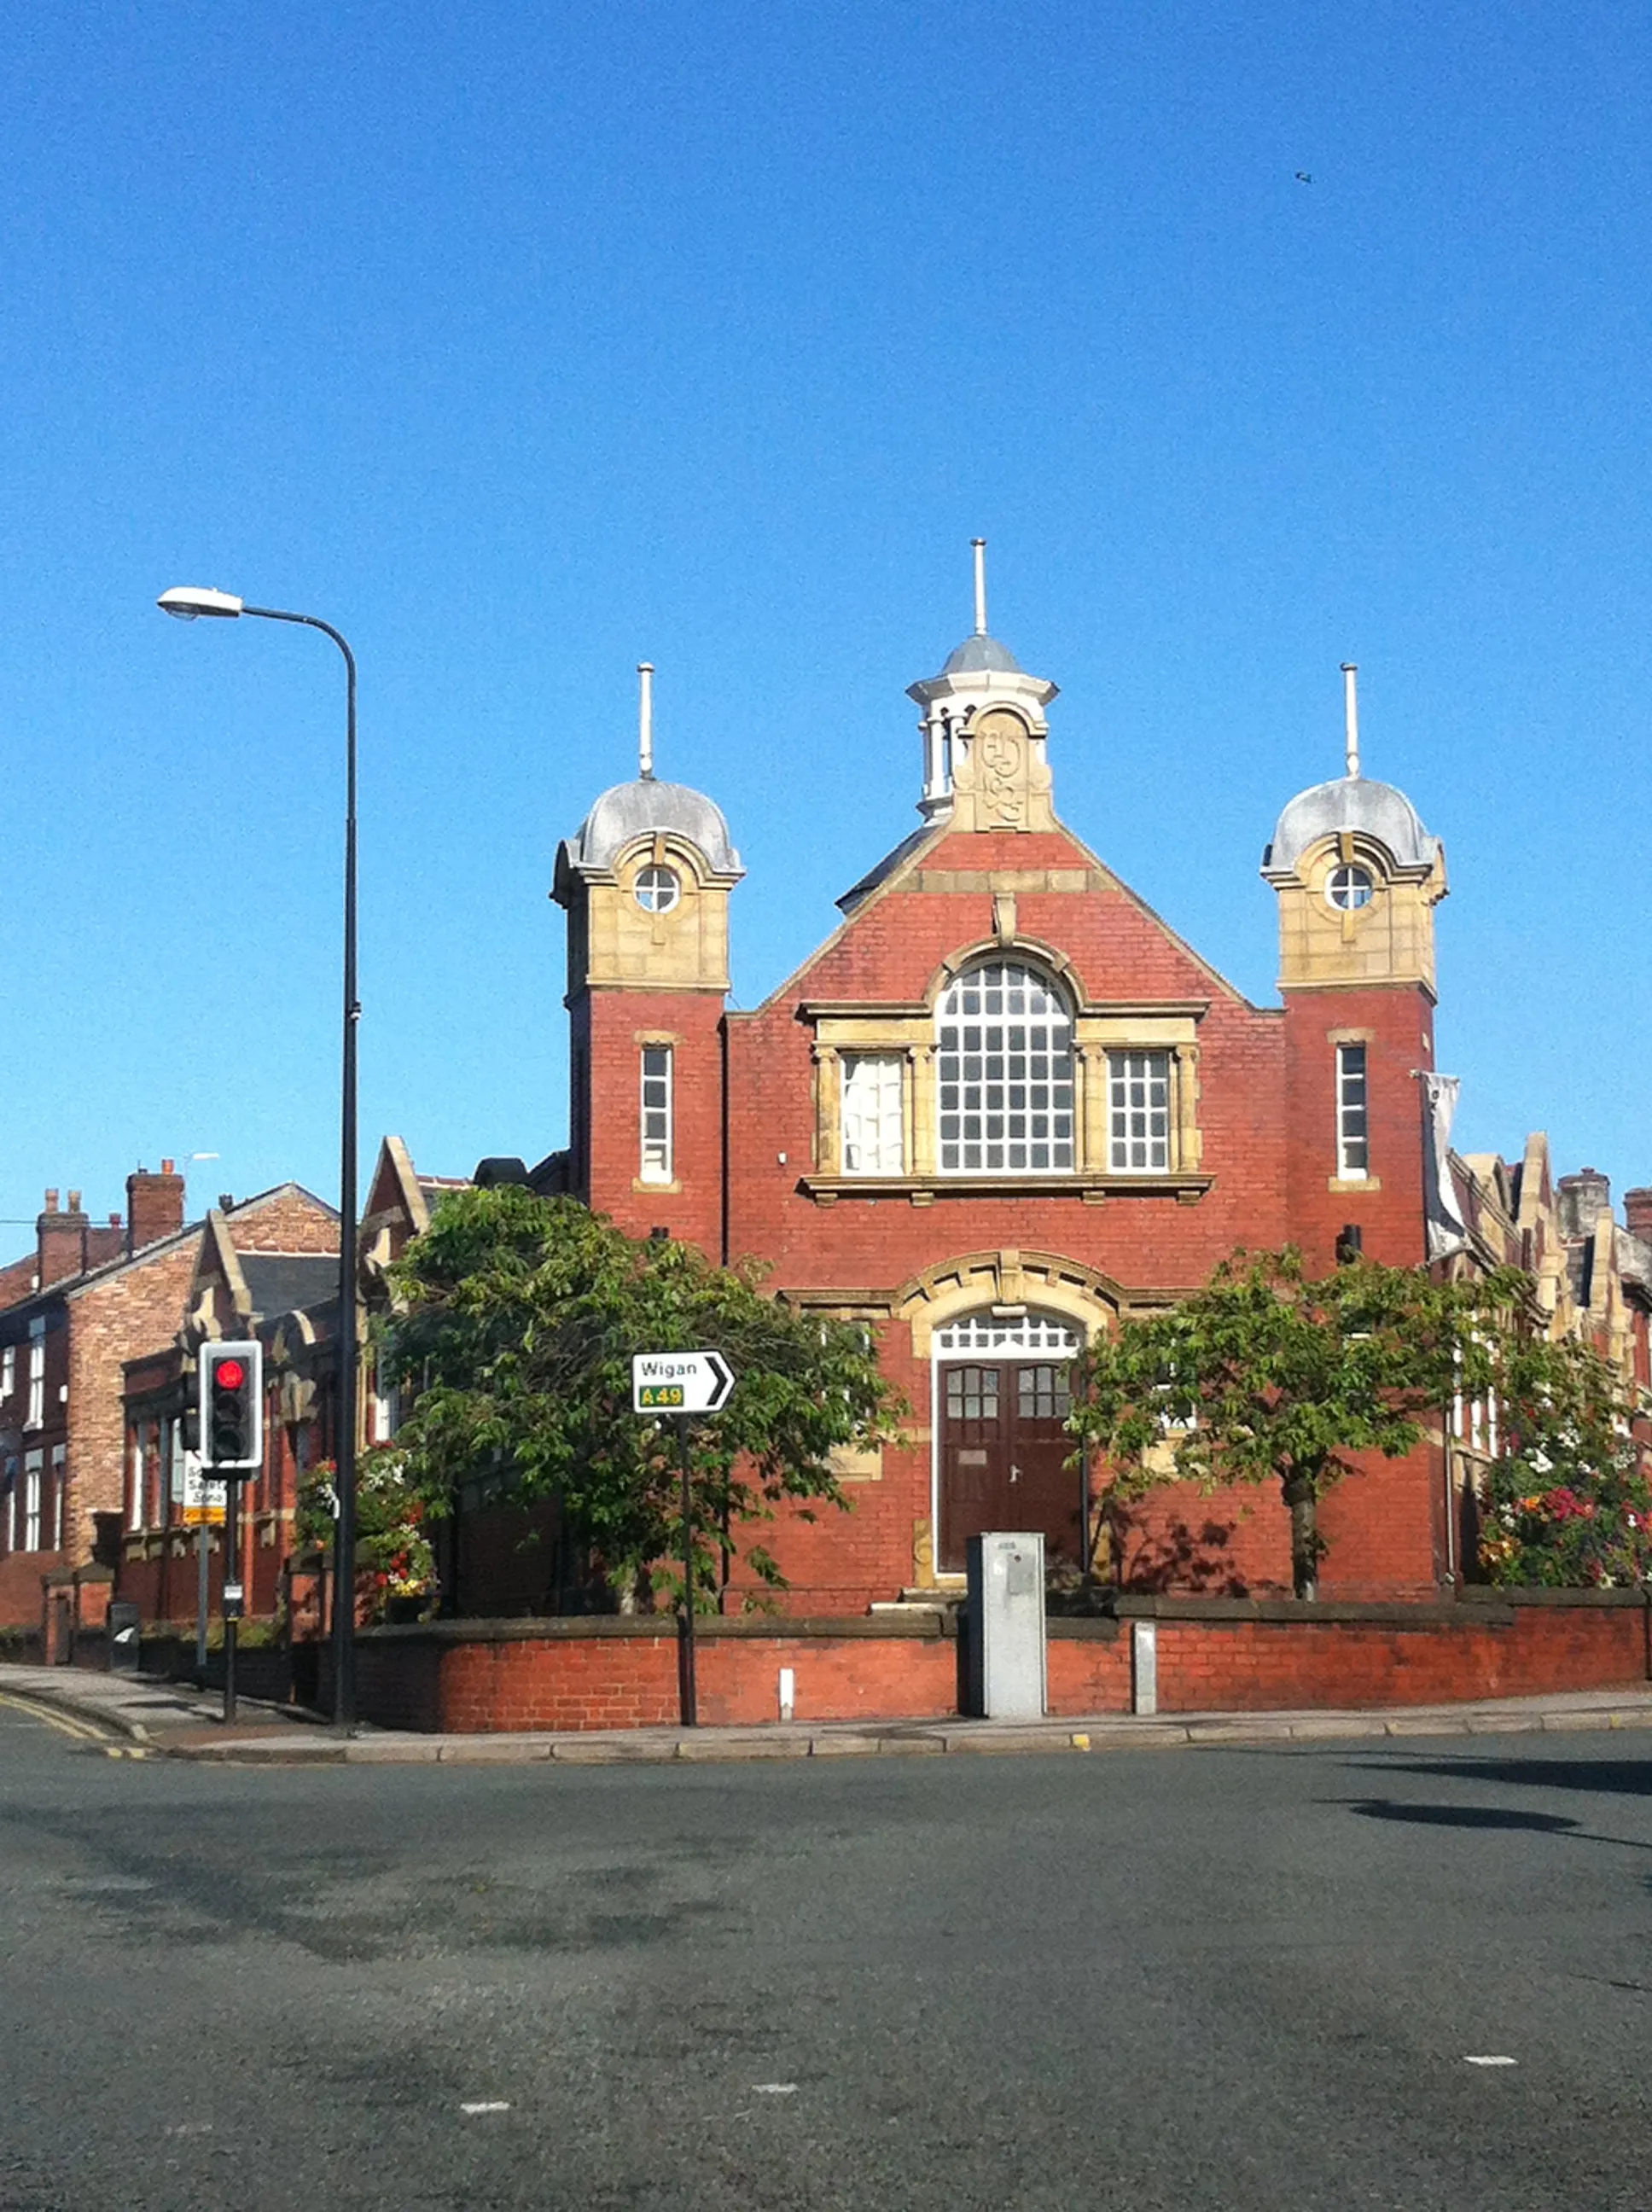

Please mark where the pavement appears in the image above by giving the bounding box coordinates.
[7,1660,1652,1764]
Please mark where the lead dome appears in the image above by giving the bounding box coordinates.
[561,778,742,877]
[1264,773,1439,876]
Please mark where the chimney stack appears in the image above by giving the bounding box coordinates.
[1557,1168,1612,1242]
[1624,1188,1652,1246]
[126,1159,186,1255]
[37,1186,90,1288]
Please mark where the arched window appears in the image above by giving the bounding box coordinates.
[936,959,1074,1173]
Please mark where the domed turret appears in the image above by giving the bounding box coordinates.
[1262,663,1447,1001]
[552,664,742,1249]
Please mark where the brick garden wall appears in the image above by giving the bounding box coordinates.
[341,1591,1652,1733]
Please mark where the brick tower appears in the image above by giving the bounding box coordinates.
[552,664,742,1251]
[1262,666,1449,1271]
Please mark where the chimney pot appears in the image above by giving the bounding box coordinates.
[67,1190,82,1214]
[218,1193,234,1213]
[44,1189,58,1214]
[161,1157,175,1175]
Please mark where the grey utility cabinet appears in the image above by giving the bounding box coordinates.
[963,1531,1047,1720]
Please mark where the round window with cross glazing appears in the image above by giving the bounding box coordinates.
[1326,863,1375,911]
[634,864,681,914]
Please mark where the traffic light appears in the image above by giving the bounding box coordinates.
[200,1340,263,1471]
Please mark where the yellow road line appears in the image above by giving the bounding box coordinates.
[0,1691,125,1748]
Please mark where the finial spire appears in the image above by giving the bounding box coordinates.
[971,538,988,637]
[637,661,655,781]
[1340,662,1360,778]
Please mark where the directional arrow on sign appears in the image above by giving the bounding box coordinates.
[631,1350,736,1416]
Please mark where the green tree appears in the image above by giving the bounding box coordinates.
[1067,1248,1528,1599]
[384,1185,899,1610]
[1477,1330,1652,1586]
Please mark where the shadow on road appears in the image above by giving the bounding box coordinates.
[1349,1755,1652,1800]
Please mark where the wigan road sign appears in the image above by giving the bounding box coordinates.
[631,1351,736,1416]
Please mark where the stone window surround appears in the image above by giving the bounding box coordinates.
[800,982,1208,1204]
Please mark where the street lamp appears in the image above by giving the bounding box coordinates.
[158,585,362,1730]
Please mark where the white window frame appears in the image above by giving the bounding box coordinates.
[22,1451,42,1552]
[1336,1043,1370,1178]
[370,1355,402,1445]
[841,1053,905,1176]
[640,1045,674,1185]
[26,1318,45,1431]
[3,1458,15,1553]
[49,1446,64,1550]
[935,960,1075,1175]
[1108,1049,1172,1173]
[1,1345,13,1401]
[128,1430,144,1532]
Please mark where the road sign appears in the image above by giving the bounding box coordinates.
[631,1351,735,1416]
[181,1455,226,1528]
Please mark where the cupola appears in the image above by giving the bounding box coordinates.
[554,663,744,998]
[905,540,1059,830]
[1262,665,1448,998]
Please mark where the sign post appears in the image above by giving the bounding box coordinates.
[632,1353,736,1728]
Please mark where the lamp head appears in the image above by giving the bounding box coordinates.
[157,586,244,620]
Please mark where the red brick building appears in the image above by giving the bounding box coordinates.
[553,577,1463,1610]
[0,1165,336,1656]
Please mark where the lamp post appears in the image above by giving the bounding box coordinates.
[157,586,361,1729]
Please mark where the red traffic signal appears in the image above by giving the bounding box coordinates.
[200,1340,263,1471]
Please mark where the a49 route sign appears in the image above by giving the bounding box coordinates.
[631,1351,736,1416]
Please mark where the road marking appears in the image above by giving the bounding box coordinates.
[460,2101,511,2114]
[752,2083,798,2094]
[1071,1733,1091,1749]
[0,1691,119,1746]
[1463,2055,1517,2066]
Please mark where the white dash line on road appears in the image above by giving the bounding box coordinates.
[1463,2055,1517,2066]
[460,2100,512,2113]
[752,2083,798,2094]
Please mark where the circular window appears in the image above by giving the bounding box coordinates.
[1327,864,1375,911]
[634,865,680,915]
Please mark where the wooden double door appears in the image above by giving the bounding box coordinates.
[938,1359,1080,1574]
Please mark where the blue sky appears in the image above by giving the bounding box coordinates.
[3,0,1648,1240]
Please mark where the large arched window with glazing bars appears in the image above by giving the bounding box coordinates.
[935,958,1075,1173]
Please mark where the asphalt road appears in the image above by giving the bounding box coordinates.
[3,1703,1650,2212]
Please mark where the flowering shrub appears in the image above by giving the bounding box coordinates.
[1476,1330,1652,1587]
[1479,1462,1652,1587]
[296,1446,438,1621]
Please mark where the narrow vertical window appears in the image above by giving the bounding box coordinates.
[49,1446,64,1550]
[22,1451,42,1551]
[1108,1051,1172,1172]
[841,1055,905,1174]
[3,1458,16,1551]
[26,1318,44,1429]
[640,1045,674,1184]
[1,1345,14,1400]
[1336,1044,1370,1177]
[128,1431,143,1531]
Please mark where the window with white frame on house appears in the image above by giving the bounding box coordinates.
[49,1446,64,1550]
[1336,1044,1370,1177]
[640,1045,673,1183]
[26,1318,44,1429]
[936,961,1074,1173]
[371,1355,402,1445]
[22,1452,42,1552]
[3,1458,15,1552]
[128,1430,144,1531]
[1,1344,13,1401]
[1108,1050,1172,1172]
[841,1054,905,1174]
